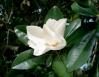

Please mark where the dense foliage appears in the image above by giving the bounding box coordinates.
[0,0,99,77]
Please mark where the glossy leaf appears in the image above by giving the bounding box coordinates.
[12,49,46,70]
[44,6,63,23]
[14,25,28,45]
[65,18,81,38]
[66,27,86,47]
[46,54,53,67]
[66,31,96,71]
[12,49,33,67]
[12,57,45,70]
[52,56,72,77]
[76,0,89,7]
[71,2,98,16]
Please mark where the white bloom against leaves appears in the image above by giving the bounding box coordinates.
[27,18,67,56]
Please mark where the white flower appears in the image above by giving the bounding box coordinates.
[26,18,67,56]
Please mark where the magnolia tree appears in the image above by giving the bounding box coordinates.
[0,0,99,77]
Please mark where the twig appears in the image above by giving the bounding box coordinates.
[7,2,13,23]
[3,0,13,61]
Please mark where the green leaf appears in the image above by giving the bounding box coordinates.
[14,25,28,45]
[65,18,81,38]
[12,49,46,70]
[46,54,53,67]
[12,49,33,67]
[44,6,63,23]
[66,31,96,71]
[12,57,44,70]
[66,27,86,47]
[52,56,72,77]
[71,2,98,16]
[76,0,91,7]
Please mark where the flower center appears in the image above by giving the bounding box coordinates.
[48,40,58,47]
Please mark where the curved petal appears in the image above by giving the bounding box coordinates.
[27,33,45,44]
[44,18,67,36]
[43,19,57,33]
[27,26,45,38]
[55,18,67,36]
[45,18,57,28]
[33,44,50,56]
[26,19,67,56]
[43,24,57,38]
[28,40,36,49]
[27,25,47,52]
[27,26,46,44]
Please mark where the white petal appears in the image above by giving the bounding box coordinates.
[27,26,45,38]
[54,38,66,50]
[44,18,67,36]
[55,18,67,36]
[43,24,57,38]
[28,40,36,49]
[44,19,57,33]
[33,44,50,56]
[27,26,46,44]
[27,33,45,44]
[45,18,57,28]
[47,36,66,50]
[26,19,67,56]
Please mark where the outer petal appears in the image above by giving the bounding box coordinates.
[27,26,50,56]
[27,26,46,50]
[27,26,46,44]
[28,40,36,49]
[44,18,57,28]
[27,26,45,38]
[43,19,57,33]
[33,44,50,56]
[55,19,67,36]
[44,18,67,36]
[43,24,57,38]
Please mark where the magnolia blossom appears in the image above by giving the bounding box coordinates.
[27,18,67,56]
